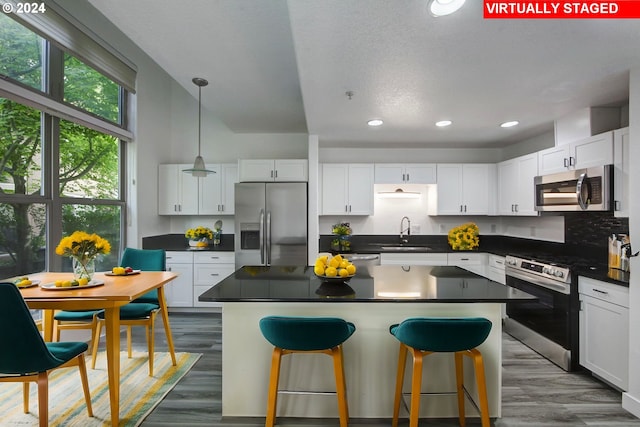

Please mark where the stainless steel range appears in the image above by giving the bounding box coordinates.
[504,255,580,371]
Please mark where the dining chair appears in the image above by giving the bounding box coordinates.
[0,282,93,427]
[91,248,172,376]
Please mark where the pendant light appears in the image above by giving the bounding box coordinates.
[183,77,215,177]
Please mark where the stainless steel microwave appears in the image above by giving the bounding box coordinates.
[534,165,612,212]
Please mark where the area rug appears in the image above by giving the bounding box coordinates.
[0,351,201,426]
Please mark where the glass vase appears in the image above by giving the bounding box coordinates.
[72,257,95,280]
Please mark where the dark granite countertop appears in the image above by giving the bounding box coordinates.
[198,264,536,303]
[142,233,234,252]
[143,233,629,287]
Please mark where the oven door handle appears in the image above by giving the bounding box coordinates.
[576,172,589,210]
[506,268,570,295]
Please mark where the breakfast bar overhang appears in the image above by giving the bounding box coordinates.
[199,265,536,422]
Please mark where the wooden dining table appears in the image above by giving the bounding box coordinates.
[15,271,178,426]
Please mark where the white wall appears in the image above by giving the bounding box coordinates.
[320,147,501,163]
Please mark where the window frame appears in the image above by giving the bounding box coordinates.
[0,15,131,276]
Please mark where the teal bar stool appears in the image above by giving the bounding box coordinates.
[259,316,356,427]
[389,317,492,427]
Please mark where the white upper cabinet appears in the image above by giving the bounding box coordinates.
[497,153,539,216]
[538,131,614,175]
[374,163,437,184]
[613,127,629,218]
[238,159,308,182]
[158,164,199,215]
[431,164,495,215]
[199,163,238,215]
[321,163,374,215]
[159,163,236,215]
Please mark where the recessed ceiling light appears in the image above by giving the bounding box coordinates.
[368,119,384,127]
[429,0,466,17]
[500,120,520,128]
[435,120,452,127]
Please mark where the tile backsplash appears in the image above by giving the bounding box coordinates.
[564,211,629,251]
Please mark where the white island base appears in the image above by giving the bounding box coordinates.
[221,302,502,422]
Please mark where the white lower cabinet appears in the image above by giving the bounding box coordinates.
[165,251,194,307]
[447,252,487,277]
[193,252,235,308]
[164,251,234,309]
[579,276,629,390]
[486,254,506,285]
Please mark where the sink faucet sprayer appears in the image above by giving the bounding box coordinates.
[400,216,411,243]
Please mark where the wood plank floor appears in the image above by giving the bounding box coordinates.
[118,312,640,426]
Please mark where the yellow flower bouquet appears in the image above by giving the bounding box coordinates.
[185,226,214,240]
[55,231,111,279]
[448,222,480,251]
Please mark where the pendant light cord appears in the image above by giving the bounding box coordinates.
[198,84,202,156]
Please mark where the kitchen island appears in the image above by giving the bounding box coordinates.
[199,264,535,422]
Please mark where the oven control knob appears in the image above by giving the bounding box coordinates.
[507,259,517,266]
[555,270,564,278]
[543,267,553,275]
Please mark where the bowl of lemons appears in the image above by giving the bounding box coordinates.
[313,254,357,282]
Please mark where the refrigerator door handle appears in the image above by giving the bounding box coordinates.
[259,209,265,265]
[266,210,272,265]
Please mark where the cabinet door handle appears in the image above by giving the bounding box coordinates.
[349,205,352,212]
[570,156,575,166]
[460,258,470,261]
[210,256,220,260]
[275,170,278,178]
[402,173,406,182]
[345,205,348,212]
[464,205,467,212]
[460,205,464,212]
[564,158,569,168]
[614,200,621,211]
[514,204,518,212]
[593,288,609,295]
[270,170,274,178]
[406,173,410,182]
[210,273,220,277]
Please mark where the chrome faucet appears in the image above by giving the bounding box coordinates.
[400,216,411,243]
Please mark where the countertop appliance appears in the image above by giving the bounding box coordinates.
[234,182,308,269]
[534,164,612,212]
[504,254,579,371]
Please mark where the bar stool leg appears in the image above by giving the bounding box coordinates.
[331,345,349,427]
[265,347,283,427]
[454,352,466,427]
[392,344,408,427]
[469,349,490,427]
[409,348,424,427]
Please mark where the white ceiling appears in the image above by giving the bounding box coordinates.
[86,0,640,148]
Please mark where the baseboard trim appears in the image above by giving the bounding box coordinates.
[623,392,640,418]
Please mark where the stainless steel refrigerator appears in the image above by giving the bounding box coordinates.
[234,182,308,269]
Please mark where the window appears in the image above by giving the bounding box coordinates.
[63,53,121,124]
[0,13,45,92]
[0,202,46,277]
[0,14,131,278]
[0,98,43,196]
[59,120,119,199]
